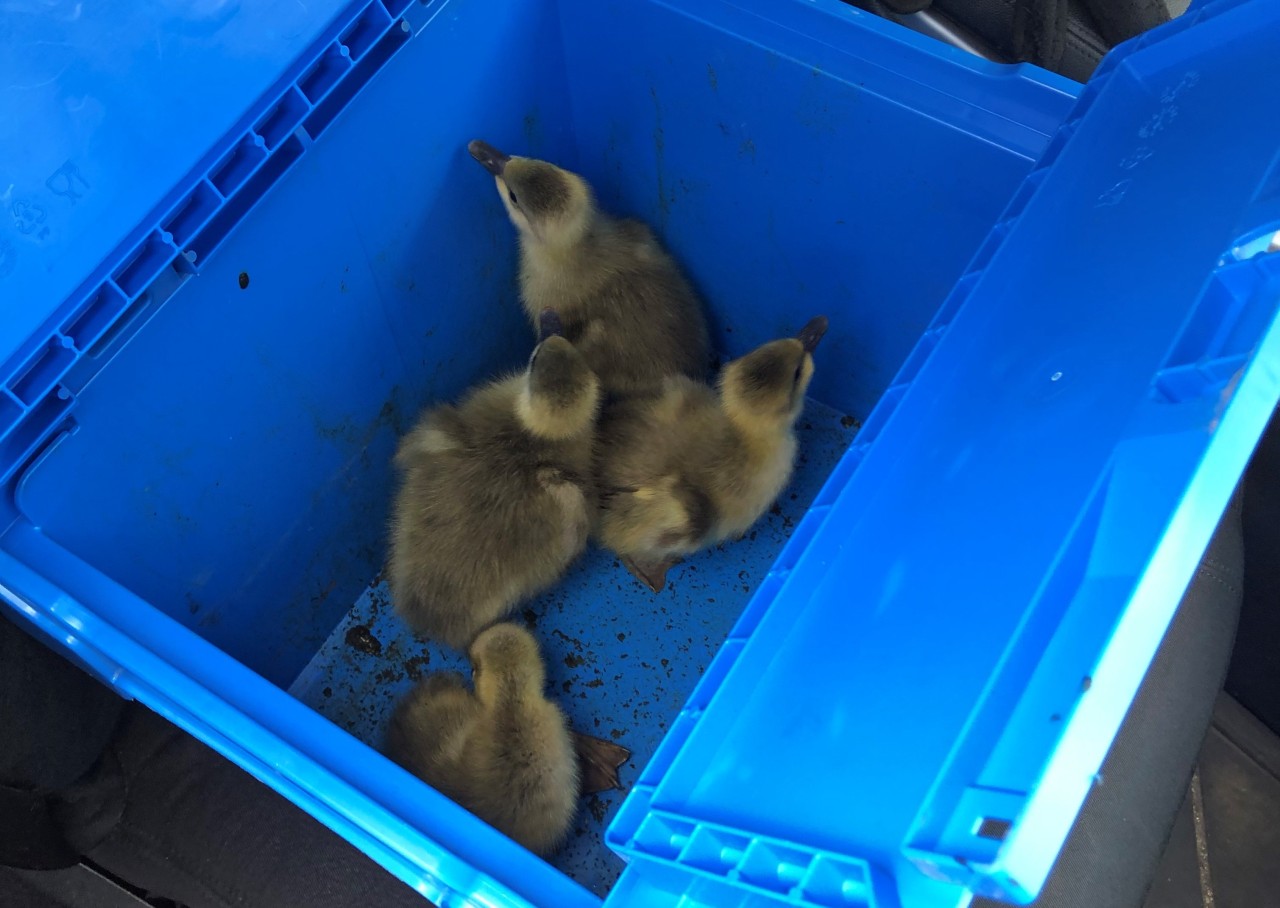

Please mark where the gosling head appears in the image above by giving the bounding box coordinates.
[468,140,594,248]
[516,309,601,440]
[469,623,545,706]
[721,316,828,432]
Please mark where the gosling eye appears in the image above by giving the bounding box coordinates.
[793,362,804,383]
[508,188,518,206]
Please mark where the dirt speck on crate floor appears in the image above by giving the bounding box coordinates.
[403,653,431,680]
[344,624,383,656]
[587,795,610,824]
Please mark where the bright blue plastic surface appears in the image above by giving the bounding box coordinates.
[606,2,1280,906]
[0,0,364,459]
[1,0,1274,906]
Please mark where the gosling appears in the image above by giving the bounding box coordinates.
[389,310,600,649]
[469,139,710,394]
[385,623,578,855]
[595,316,828,591]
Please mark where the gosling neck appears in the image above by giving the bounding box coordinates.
[515,383,597,442]
[518,210,605,265]
[487,676,541,710]
[724,406,799,471]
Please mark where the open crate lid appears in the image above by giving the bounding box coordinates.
[606,1,1280,906]
[0,0,403,477]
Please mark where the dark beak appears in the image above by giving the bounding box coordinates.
[797,315,829,353]
[468,139,509,177]
[538,308,564,342]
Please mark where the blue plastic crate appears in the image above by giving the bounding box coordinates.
[1,0,1278,906]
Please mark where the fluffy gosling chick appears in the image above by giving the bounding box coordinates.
[595,316,828,591]
[389,310,600,649]
[468,139,710,394]
[385,623,579,855]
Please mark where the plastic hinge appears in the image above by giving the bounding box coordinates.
[0,0,417,484]
[611,800,878,908]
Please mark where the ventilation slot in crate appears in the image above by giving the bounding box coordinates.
[938,786,1027,867]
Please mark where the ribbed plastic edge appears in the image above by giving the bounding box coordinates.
[0,0,428,488]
